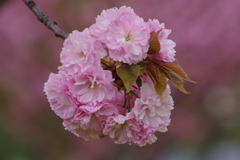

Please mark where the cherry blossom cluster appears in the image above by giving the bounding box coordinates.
[44,6,176,146]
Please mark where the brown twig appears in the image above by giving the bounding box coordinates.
[22,0,69,40]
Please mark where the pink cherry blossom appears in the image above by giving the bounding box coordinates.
[105,13,150,64]
[63,107,105,140]
[43,6,177,146]
[60,29,107,75]
[63,102,119,140]
[103,114,141,144]
[63,119,105,140]
[148,19,176,62]
[89,6,136,42]
[103,113,160,146]
[44,73,77,119]
[131,127,157,147]
[69,67,117,104]
[132,76,174,129]
[94,102,119,117]
[90,6,150,64]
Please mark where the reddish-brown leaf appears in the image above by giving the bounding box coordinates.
[155,64,184,83]
[147,29,162,55]
[150,59,196,94]
[151,59,196,83]
[145,62,167,99]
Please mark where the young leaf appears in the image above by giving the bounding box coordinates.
[172,60,178,64]
[153,64,187,93]
[145,62,167,99]
[172,81,189,94]
[136,76,142,89]
[147,29,162,55]
[116,64,141,93]
[155,64,184,83]
[152,60,196,83]
[151,59,196,94]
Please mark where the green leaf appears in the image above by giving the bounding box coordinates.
[147,29,162,55]
[172,81,189,94]
[136,76,142,89]
[116,64,141,93]
[172,60,178,64]
[145,62,167,99]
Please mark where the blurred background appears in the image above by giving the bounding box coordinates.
[0,0,240,159]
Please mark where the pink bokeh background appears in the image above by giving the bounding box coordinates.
[0,0,240,159]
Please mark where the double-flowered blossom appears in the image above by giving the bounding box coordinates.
[90,6,150,64]
[44,6,195,146]
[60,29,107,75]
[44,73,77,119]
[68,67,117,104]
[132,76,173,131]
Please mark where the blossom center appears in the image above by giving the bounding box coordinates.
[87,80,98,88]
[78,51,86,58]
[125,34,131,41]
[115,124,122,129]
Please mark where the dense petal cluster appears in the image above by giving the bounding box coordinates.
[132,76,173,131]
[44,6,176,146]
[90,6,149,64]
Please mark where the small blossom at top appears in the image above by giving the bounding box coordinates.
[90,6,150,64]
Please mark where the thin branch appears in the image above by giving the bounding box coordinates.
[22,0,69,40]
